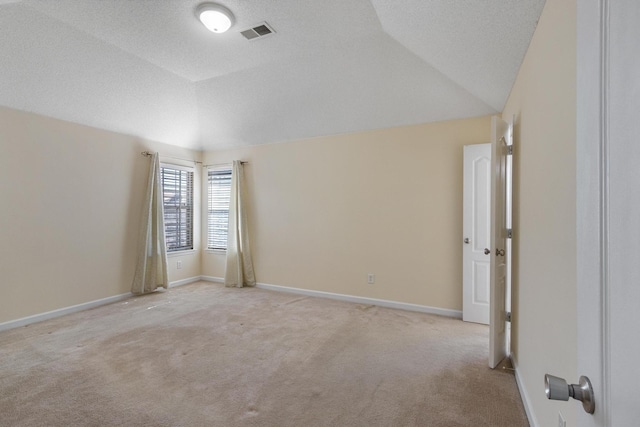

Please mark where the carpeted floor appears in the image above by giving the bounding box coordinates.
[0,282,529,426]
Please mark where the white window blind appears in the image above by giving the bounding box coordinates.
[161,165,194,252]
[208,168,232,250]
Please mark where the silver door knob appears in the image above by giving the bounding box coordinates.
[484,248,490,255]
[545,374,595,414]
[464,238,470,244]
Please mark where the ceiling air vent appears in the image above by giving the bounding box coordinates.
[240,22,275,41]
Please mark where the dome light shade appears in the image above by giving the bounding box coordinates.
[197,3,234,33]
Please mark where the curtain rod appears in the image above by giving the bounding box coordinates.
[141,151,203,165]
[203,161,248,168]
[141,151,248,167]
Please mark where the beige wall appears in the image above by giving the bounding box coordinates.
[502,0,577,425]
[0,107,202,324]
[0,107,490,324]
[203,116,491,311]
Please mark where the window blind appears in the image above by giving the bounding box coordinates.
[161,166,194,252]
[208,168,232,250]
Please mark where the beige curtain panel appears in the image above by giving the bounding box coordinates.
[131,152,169,294]
[225,160,256,288]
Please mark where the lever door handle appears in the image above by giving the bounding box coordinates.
[545,374,595,414]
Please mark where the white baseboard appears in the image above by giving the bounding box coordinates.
[0,291,133,333]
[0,277,204,333]
[199,277,462,318]
[200,275,224,283]
[256,282,462,318]
[1,277,461,333]
[169,276,203,288]
[511,353,538,427]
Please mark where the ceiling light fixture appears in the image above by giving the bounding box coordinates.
[196,3,235,34]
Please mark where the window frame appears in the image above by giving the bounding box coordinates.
[160,163,195,253]
[207,165,232,252]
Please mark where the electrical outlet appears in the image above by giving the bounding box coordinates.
[367,273,375,284]
[558,411,566,427]
[177,260,182,269]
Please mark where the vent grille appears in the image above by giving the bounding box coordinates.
[240,22,275,41]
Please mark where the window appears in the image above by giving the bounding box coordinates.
[161,165,194,252]
[208,167,232,250]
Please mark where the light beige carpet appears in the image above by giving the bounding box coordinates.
[0,282,529,426]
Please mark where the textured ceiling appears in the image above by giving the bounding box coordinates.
[0,0,545,150]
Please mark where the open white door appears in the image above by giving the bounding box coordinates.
[489,116,510,369]
[574,1,639,424]
[462,144,491,325]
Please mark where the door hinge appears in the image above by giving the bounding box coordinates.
[506,311,512,322]
[507,145,513,155]
[507,228,513,239]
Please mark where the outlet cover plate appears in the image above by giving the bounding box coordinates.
[558,412,566,427]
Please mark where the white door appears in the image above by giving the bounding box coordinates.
[462,144,491,325]
[489,116,509,369]
[576,1,639,424]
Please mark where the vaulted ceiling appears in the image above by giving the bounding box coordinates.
[0,0,545,150]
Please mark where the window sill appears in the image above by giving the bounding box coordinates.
[167,249,197,257]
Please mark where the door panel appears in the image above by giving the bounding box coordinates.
[472,261,490,305]
[463,143,491,324]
